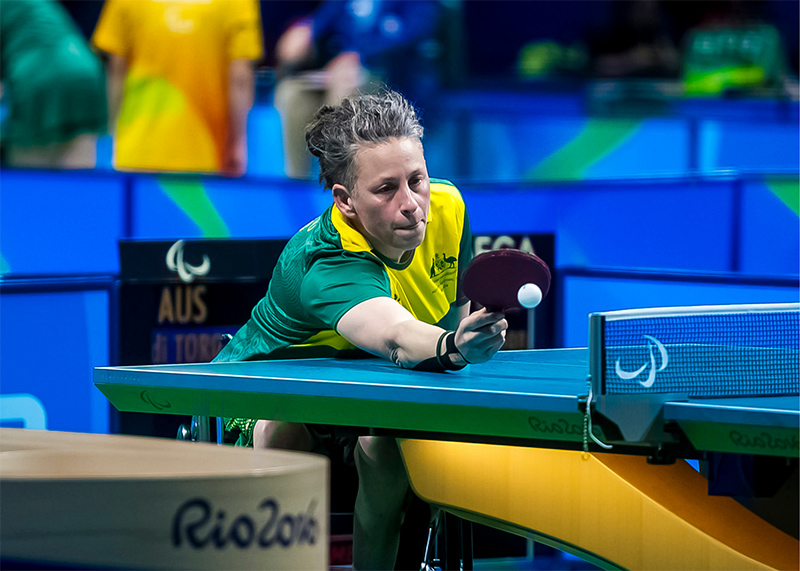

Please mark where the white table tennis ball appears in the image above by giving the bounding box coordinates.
[517,283,542,309]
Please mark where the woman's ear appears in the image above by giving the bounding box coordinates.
[333,184,357,219]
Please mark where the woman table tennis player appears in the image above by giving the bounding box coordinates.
[213,89,507,569]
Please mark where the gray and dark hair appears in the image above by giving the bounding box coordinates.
[305,89,424,190]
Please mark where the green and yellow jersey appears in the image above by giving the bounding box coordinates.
[215,178,472,364]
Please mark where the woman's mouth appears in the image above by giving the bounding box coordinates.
[396,219,424,232]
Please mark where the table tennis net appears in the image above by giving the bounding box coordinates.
[599,307,799,398]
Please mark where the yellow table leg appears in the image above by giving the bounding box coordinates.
[400,440,798,571]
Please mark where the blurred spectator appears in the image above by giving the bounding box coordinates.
[0,0,107,169]
[92,0,263,176]
[675,1,793,97]
[588,0,681,79]
[517,41,589,81]
[273,0,445,179]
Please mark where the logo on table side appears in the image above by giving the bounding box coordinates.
[615,335,668,388]
[167,240,210,283]
[141,390,171,411]
[528,416,581,436]
[729,430,799,452]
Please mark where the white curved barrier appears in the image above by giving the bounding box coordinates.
[0,429,328,570]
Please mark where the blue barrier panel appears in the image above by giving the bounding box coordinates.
[2,168,794,280]
[583,119,690,180]
[131,175,328,239]
[677,97,799,123]
[0,281,112,434]
[0,169,126,277]
[464,116,689,181]
[740,176,799,276]
[462,177,736,272]
[468,116,588,181]
[699,120,800,173]
[561,270,800,348]
[246,104,285,178]
[127,173,743,274]
[437,90,587,117]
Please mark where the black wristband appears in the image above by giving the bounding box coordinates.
[411,331,467,372]
[437,331,468,371]
[411,330,451,372]
[410,356,446,372]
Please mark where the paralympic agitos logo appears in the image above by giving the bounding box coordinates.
[166,240,210,283]
[615,335,669,388]
[172,497,319,550]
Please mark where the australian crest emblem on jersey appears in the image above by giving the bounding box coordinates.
[429,252,458,295]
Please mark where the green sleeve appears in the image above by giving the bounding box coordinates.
[301,254,392,330]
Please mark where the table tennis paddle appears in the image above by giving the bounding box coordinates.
[462,249,551,313]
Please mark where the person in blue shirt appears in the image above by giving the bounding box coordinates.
[274,0,445,179]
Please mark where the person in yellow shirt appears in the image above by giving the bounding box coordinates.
[92,0,263,175]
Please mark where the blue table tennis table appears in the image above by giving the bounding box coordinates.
[93,348,798,459]
[95,303,799,460]
[94,303,799,570]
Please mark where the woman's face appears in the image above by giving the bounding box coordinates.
[335,137,431,261]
